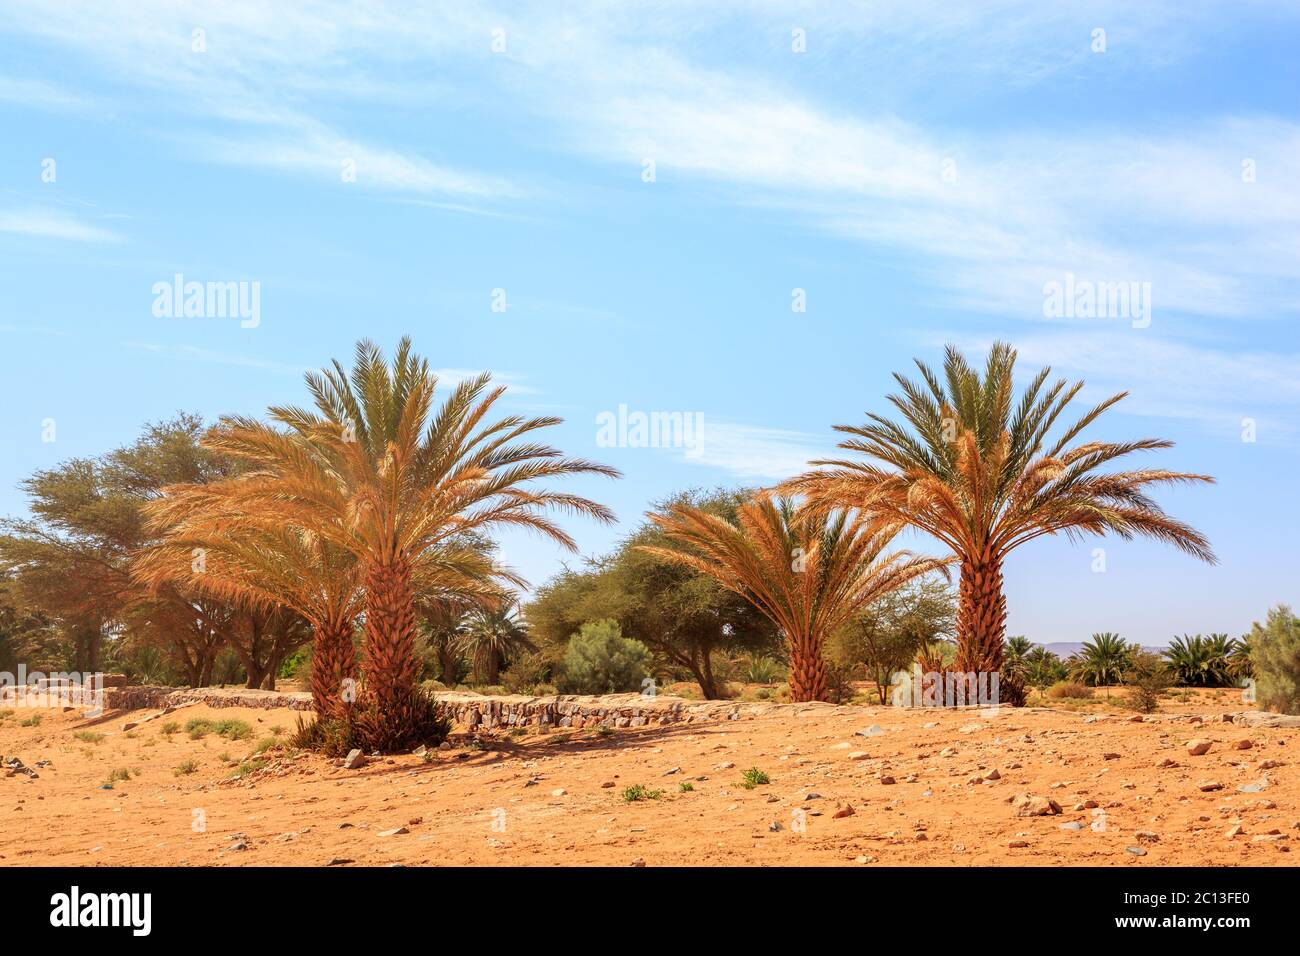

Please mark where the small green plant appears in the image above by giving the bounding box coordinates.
[19,713,42,727]
[0,709,14,719]
[739,767,770,789]
[73,730,105,744]
[252,736,281,756]
[678,782,694,792]
[104,767,133,785]
[160,722,179,735]
[595,724,613,737]
[185,717,253,741]
[270,724,285,737]
[229,757,268,779]
[556,619,652,695]
[217,751,233,763]
[173,759,199,776]
[622,784,664,802]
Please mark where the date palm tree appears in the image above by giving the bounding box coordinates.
[640,494,948,702]
[457,598,534,685]
[165,338,618,745]
[1068,632,1133,692]
[784,342,1215,677]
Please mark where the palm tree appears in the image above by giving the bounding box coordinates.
[1069,632,1133,692]
[165,338,618,744]
[1002,635,1033,684]
[784,342,1215,677]
[457,599,534,685]
[640,494,948,702]
[1164,633,1240,687]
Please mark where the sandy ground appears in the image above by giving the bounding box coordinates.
[1,689,1295,867]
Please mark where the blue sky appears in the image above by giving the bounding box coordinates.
[1,1,1298,645]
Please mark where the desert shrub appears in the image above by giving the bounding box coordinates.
[291,713,357,757]
[556,620,651,695]
[823,661,859,704]
[104,767,133,785]
[19,713,42,727]
[1247,605,1300,714]
[278,645,311,681]
[73,731,104,744]
[185,718,252,741]
[351,686,452,754]
[679,782,694,792]
[742,655,785,684]
[160,722,179,735]
[1047,681,1093,700]
[739,767,770,788]
[502,651,553,695]
[173,759,198,776]
[621,784,664,802]
[1125,650,1172,713]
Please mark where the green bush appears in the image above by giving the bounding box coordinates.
[556,620,651,695]
[1125,650,1172,713]
[1248,605,1300,714]
[502,651,554,695]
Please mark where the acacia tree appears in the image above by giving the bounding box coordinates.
[785,342,1216,677]
[642,494,947,702]
[178,338,617,745]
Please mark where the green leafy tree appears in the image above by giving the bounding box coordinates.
[557,619,652,695]
[1245,605,1300,714]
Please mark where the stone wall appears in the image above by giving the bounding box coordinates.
[98,685,830,728]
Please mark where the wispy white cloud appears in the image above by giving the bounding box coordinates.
[678,419,827,481]
[0,208,122,242]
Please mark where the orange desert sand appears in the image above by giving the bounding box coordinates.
[1,689,1295,867]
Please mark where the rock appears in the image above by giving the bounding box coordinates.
[940,747,957,757]
[1258,759,1282,770]
[1125,846,1147,856]
[1156,758,1178,768]
[121,721,138,732]
[1252,834,1288,843]
[714,761,735,771]
[629,857,646,867]
[768,821,783,832]
[1102,753,1121,761]
[1013,794,1063,817]
[1225,824,1243,839]
[1186,739,1212,756]
[803,791,823,801]
[1197,781,1224,792]
[847,751,869,761]
[983,769,1001,781]
[1059,821,1084,831]
[833,804,855,819]
[412,745,427,757]
[326,857,354,866]
[1136,831,1160,843]
[377,827,409,837]
[880,776,896,786]
[600,781,615,788]
[663,767,680,776]
[225,840,249,852]
[856,725,884,737]
[854,855,876,864]
[1129,715,1144,723]
[1232,739,1254,751]
[343,749,367,770]
[551,788,567,797]
[1235,712,1300,729]
[1008,840,1029,848]
[1237,780,1268,793]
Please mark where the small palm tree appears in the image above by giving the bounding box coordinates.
[1003,635,1033,683]
[1165,633,1240,687]
[457,599,534,685]
[169,338,618,745]
[1069,632,1133,693]
[641,494,948,702]
[784,342,1216,677]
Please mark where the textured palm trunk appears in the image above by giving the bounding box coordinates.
[787,630,827,703]
[310,619,356,722]
[955,553,1007,676]
[363,556,421,727]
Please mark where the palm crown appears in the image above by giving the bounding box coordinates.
[641,494,948,701]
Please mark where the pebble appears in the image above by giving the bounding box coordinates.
[1186,739,1212,756]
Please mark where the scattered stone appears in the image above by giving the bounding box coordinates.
[1135,831,1160,844]
[1156,758,1179,768]
[412,745,427,757]
[1233,739,1254,751]
[854,855,876,864]
[1226,825,1243,839]
[1125,846,1147,857]
[342,749,367,770]
[551,788,567,797]
[1252,834,1288,843]
[768,821,783,832]
[1008,840,1029,848]
[326,858,354,866]
[377,827,409,837]
[983,769,1001,781]
[1238,780,1268,793]
[847,751,869,761]
[601,781,615,788]
[1013,794,1063,817]
[1059,822,1084,831]
[857,725,885,737]
[833,804,855,819]
[1197,781,1224,792]
[1103,753,1121,761]
[1186,739,1212,756]
[630,857,646,867]
[663,767,680,776]
[880,776,896,786]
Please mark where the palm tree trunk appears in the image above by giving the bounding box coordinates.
[955,554,1007,675]
[788,631,827,702]
[363,555,421,726]
[311,619,356,722]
